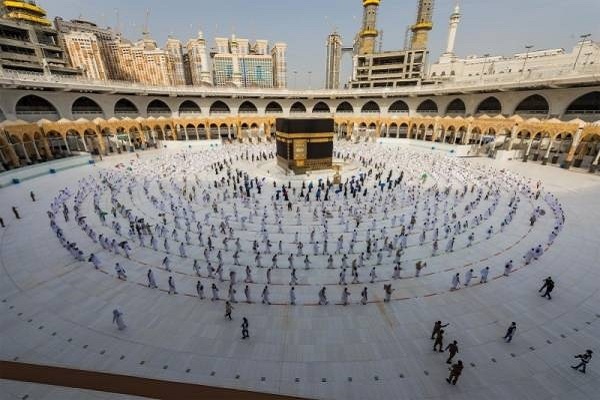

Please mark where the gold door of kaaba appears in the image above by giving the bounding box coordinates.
[275,118,334,174]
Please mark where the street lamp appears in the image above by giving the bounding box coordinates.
[573,33,592,70]
[521,45,533,75]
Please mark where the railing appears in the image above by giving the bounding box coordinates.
[1,64,599,97]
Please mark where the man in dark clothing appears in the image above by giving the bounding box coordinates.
[433,329,445,352]
[445,340,459,364]
[0,216,4,228]
[446,360,463,385]
[539,277,554,300]
[241,317,249,339]
[30,191,36,202]
[504,322,517,343]
[571,350,593,373]
[12,206,20,219]
[431,320,449,340]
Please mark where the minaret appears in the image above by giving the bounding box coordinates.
[410,0,435,50]
[326,31,343,89]
[444,2,461,57]
[357,0,380,55]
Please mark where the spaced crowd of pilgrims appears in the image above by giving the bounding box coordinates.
[47,141,565,308]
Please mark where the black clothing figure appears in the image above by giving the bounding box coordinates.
[446,360,463,385]
[504,322,517,343]
[433,329,445,352]
[539,277,554,300]
[30,191,36,202]
[241,317,249,339]
[571,350,593,373]
[431,321,449,340]
[12,207,20,219]
[445,341,459,364]
[0,217,4,228]
[225,301,233,320]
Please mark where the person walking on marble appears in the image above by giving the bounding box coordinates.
[539,276,554,300]
[196,281,204,299]
[446,360,463,385]
[503,322,517,343]
[450,273,461,291]
[480,266,490,284]
[147,269,158,289]
[445,340,459,364]
[168,276,177,294]
[431,321,449,340]
[112,309,126,331]
[225,301,233,320]
[433,329,445,352]
[318,287,328,305]
[571,350,593,374]
[341,287,350,306]
[12,206,20,220]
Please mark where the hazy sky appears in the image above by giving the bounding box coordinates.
[44,0,600,88]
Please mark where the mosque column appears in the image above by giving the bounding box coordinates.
[81,135,89,152]
[561,129,582,169]
[5,142,20,167]
[589,147,600,173]
[541,140,553,165]
[62,135,72,155]
[184,126,189,141]
[31,139,41,160]
[41,132,53,159]
[523,138,534,162]
[20,140,30,163]
[228,125,232,139]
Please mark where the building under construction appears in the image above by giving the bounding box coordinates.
[326,0,435,89]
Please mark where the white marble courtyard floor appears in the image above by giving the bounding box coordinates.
[1,144,599,400]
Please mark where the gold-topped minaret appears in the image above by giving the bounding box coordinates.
[410,0,434,50]
[0,0,51,26]
[357,0,380,55]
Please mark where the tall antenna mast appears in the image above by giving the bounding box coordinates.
[115,9,120,35]
[142,9,150,38]
[379,29,384,52]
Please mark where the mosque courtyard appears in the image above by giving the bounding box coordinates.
[1,141,599,400]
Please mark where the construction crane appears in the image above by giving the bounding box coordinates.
[142,8,150,38]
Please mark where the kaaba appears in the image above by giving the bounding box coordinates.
[275,118,334,174]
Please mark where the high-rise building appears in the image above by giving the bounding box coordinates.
[165,37,186,85]
[185,32,212,86]
[271,42,287,88]
[211,35,281,88]
[61,31,107,80]
[411,0,435,50]
[325,31,343,89]
[54,17,121,80]
[0,1,79,76]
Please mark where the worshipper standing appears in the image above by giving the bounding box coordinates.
[503,322,517,343]
[168,276,177,294]
[539,277,555,300]
[289,286,296,305]
[115,263,127,280]
[571,350,593,373]
[196,281,204,299]
[480,266,490,284]
[450,273,461,291]
[88,253,101,269]
[12,206,20,219]
[446,360,463,385]
[112,309,126,331]
[360,287,368,305]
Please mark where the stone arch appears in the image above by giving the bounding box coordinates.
[564,91,599,118]
[66,129,86,152]
[417,99,438,114]
[265,101,283,113]
[114,98,138,117]
[72,96,104,118]
[336,101,354,113]
[361,101,380,113]
[574,133,600,169]
[445,98,466,115]
[239,101,258,114]
[514,94,549,116]
[290,101,307,113]
[45,130,68,157]
[16,94,60,121]
[210,123,219,139]
[210,100,230,115]
[147,99,171,116]
[219,123,230,139]
[197,123,207,139]
[388,100,409,113]
[21,133,40,161]
[179,100,201,115]
[186,123,198,140]
[476,96,502,115]
[398,123,409,138]
[312,101,331,113]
